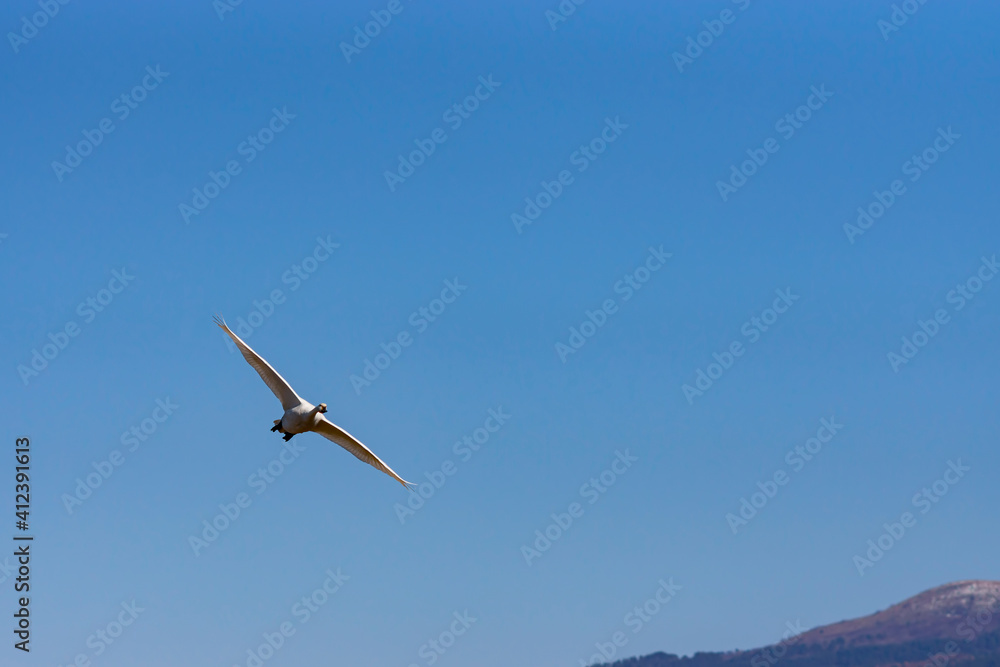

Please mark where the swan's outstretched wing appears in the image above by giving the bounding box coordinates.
[214,315,302,411]
[314,417,412,487]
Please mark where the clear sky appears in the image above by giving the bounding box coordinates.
[2,1,999,666]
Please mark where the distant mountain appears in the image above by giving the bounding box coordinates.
[598,581,1000,667]
[794,580,1000,648]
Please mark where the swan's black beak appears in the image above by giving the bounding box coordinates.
[318,403,328,413]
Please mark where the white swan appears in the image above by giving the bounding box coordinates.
[213,316,412,488]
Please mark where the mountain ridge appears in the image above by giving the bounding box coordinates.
[792,580,1000,648]
[597,580,1000,667]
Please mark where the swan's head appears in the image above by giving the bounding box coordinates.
[317,403,328,413]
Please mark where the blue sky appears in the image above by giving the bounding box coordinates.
[2,1,999,665]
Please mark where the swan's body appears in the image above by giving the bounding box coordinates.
[214,316,412,487]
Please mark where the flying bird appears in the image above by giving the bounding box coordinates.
[213,315,412,488]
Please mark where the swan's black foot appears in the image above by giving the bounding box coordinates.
[271,423,282,433]
[282,432,294,442]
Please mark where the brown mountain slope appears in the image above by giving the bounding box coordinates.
[792,580,1000,648]
[601,581,1000,667]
